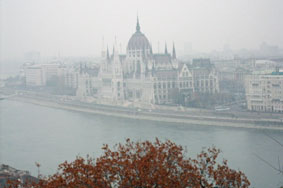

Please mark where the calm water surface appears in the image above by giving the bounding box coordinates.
[1,100,283,188]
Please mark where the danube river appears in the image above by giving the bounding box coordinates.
[1,100,283,188]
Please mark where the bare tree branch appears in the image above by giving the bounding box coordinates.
[254,153,283,174]
[264,132,283,148]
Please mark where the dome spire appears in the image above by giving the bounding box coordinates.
[136,16,140,32]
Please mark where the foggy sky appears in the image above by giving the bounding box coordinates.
[1,0,283,60]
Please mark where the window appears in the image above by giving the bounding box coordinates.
[155,95,158,100]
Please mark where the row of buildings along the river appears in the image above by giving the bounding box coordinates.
[22,19,283,112]
[23,19,219,106]
[78,19,219,105]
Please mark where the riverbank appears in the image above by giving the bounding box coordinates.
[6,94,283,131]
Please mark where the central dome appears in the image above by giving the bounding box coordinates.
[127,18,150,51]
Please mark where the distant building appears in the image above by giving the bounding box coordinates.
[43,64,60,81]
[25,65,46,86]
[24,63,77,88]
[259,42,281,56]
[76,64,100,99]
[251,60,277,71]
[245,71,283,112]
[76,18,220,105]
[76,17,180,104]
[0,164,37,187]
[24,51,41,63]
[190,59,219,93]
[60,67,79,89]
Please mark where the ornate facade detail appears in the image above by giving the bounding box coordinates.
[76,18,219,105]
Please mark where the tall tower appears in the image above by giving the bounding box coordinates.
[112,41,124,101]
[172,42,178,69]
[126,16,151,77]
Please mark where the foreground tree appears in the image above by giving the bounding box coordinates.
[7,138,250,188]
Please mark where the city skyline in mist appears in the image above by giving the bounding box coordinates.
[1,0,283,60]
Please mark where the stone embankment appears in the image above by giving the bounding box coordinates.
[7,93,283,131]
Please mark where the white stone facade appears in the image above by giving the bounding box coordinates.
[245,73,283,112]
[76,19,220,105]
[25,65,46,86]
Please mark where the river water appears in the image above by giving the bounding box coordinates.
[0,99,283,188]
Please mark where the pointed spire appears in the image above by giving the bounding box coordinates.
[112,37,120,63]
[136,16,140,32]
[172,42,176,59]
[106,45,110,60]
[113,36,118,56]
[165,42,168,54]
